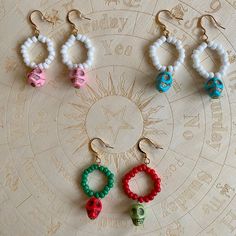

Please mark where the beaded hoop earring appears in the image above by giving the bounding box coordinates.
[81,138,115,220]
[122,138,162,226]
[20,10,56,87]
[149,10,185,93]
[191,14,229,99]
[61,9,95,89]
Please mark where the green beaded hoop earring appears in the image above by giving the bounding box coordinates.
[81,138,115,220]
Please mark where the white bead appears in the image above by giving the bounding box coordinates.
[81,35,88,42]
[203,72,210,79]
[32,36,38,43]
[86,59,93,66]
[150,50,156,58]
[208,41,214,47]
[209,72,214,78]
[76,34,82,40]
[160,36,166,42]
[160,66,166,72]
[167,37,173,43]
[43,63,49,69]
[215,73,222,79]
[45,59,52,65]
[49,51,56,57]
[168,66,173,73]
[70,35,76,41]
[174,61,181,67]
[201,42,207,49]
[38,63,44,70]
[83,63,89,69]
[211,43,218,50]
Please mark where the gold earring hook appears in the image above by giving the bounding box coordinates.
[155,9,183,37]
[137,137,163,165]
[28,10,54,36]
[89,138,113,164]
[198,14,225,42]
[67,9,91,35]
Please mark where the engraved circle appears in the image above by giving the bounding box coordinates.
[86,95,143,153]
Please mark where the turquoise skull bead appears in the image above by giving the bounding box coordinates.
[204,77,223,99]
[130,203,146,226]
[156,71,173,92]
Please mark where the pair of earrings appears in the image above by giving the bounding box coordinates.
[81,137,162,226]
[21,9,229,99]
[20,9,94,88]
[149,10,229,98]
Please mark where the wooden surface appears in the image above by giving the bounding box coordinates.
[0,0,236,235]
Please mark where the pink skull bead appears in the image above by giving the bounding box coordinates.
[27,67,46,87]
[69,68,88,89]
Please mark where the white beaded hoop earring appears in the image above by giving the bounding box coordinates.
[191,14,229,99]
[61,9,95,89]
[20,10,56,87]
[149,10,185,93]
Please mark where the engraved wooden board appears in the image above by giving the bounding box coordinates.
[0,0,236,235]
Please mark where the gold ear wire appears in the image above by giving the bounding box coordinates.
[137,137,163,165]
[198,14,225,42]
[89,138,113,164]
[67,9,91,35]
[29,10,54,36]
[155,9,183,37]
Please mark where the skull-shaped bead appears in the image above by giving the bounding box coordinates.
[27,67,46,87]
[130,203,146,226]
[69,68,88,89]
[204,77,224,99]
[86,197,102,220]
[156,71,173,93]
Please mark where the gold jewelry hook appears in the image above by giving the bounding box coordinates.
[67,9,91,35]
[28,10,54,36]
[138,137,163,165]
[198,14,225,42]
[89,138,113,164]
[155,9,183,37]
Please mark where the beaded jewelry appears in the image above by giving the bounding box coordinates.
[81,138,115,220]
[122,138,162,226]
[20,10,56,87]
[191,14,229,99]
[149,10,185,93]
[61,9,95,89]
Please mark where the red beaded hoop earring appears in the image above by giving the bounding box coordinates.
[122,137,163,226]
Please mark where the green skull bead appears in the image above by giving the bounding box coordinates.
[130,203,146,226]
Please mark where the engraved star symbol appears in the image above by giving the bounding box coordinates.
[96,105,134,143]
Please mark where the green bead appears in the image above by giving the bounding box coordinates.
[82,176,87,182]
[108,183,113,188]
[104,186,110,192]
[103,190,108,195]
[95,192,100,198]
[83,185,89,191]
[81,181,86,187]
[88,191,94,197]
[92,164,98,169]
[103,167,109,173]
[130,203,146,226]
[99,192,105,198]
[109,173,114,179]
[99,166,104,171]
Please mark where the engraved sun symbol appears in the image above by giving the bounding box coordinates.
[60,68,171,165]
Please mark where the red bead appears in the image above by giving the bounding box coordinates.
[122,164,161,203]
[144,197,150,202]
[138,197,144,203]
